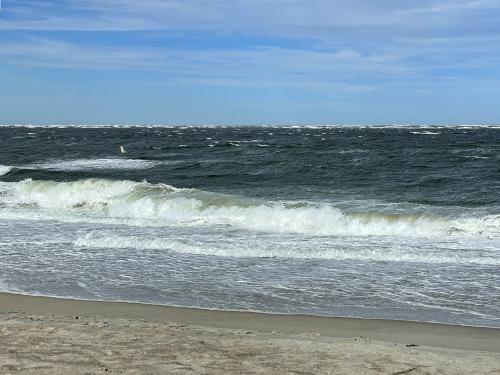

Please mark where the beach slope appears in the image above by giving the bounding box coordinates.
[1,293,499,374]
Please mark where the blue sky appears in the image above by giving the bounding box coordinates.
[1,0,500,125]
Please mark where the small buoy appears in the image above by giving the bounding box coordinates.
[119,145,126,154]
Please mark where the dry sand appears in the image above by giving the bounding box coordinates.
[1,292,499,374]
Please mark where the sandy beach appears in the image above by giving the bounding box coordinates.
[0,292,499,374]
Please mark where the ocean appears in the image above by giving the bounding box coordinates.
[0,125,499,327]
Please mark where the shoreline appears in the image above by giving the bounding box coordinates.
[2,291,498,330]
[2,291,500,374]
[1,292,499,353]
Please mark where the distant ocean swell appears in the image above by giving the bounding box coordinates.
[1,177,499,241]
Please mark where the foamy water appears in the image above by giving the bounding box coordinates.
[0,165,12,176]
[2,177,499,240]
[0,125,499,327]
[28,158,162,171]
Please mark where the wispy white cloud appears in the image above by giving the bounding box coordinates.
[3,28,499,93]
[4,31,499,76]
[0,37,397,90]
[2,0,499,76]
[0,38,168,68]
[404,0,500,14]
[1,0,499,37]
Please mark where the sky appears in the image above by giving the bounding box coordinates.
[1,0,500,125]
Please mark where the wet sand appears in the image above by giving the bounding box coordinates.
[1,292,499,374]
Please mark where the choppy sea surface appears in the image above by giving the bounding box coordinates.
[0,125,499,327]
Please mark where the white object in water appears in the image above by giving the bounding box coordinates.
[119,145,126,154]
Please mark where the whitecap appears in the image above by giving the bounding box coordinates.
[0,165,12,176]
[410,131,441,135]
[0,177,489,240]
[28,158,162,171]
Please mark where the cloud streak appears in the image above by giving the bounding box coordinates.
[2,0,500,38]
[2,0,499,76]
[0,37,396,92]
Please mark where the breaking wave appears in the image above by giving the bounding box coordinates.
[0,165,12,176]
[27,158,162,171]
[0,178,498,238]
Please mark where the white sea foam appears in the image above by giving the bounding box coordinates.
[0,165,12,176]
[73,233,499,265]
[1,178,498,239]
[410,131,441,135]
[28,158,161,171]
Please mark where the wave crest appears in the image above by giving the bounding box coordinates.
[0,178,492,238]
[0,165,12,176]
[28,158,162,171]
